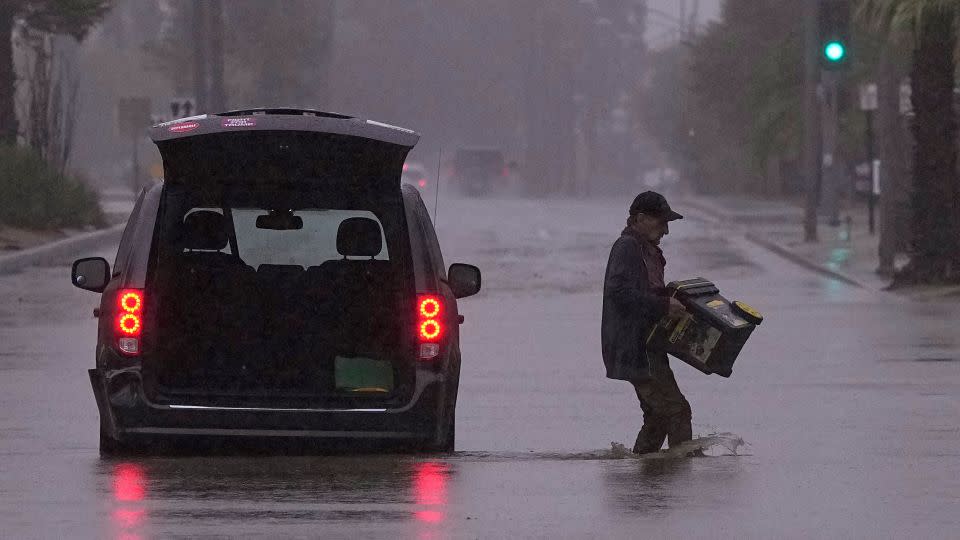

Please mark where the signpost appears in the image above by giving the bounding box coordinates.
[859,83,879,234]
[170,97,196,119]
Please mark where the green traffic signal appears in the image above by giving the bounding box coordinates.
[824,41,846,63]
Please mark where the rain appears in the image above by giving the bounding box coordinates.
[0,1,958,538]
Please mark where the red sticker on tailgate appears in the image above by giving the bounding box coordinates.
[168,121,200,133]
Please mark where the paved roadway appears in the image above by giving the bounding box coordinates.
[0,196,957,538]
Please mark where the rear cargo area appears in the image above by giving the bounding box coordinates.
[142,184,415,407]
[148,258,409,403]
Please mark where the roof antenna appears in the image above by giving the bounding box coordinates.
[433,145,442,225]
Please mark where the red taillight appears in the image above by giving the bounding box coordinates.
[417,295,444,359]
[115,289,143,356]
[420,320,441,340]
[419,297,442,318]
[418,179,427,188]
[118,314,141,334]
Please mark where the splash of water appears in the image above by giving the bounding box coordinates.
[609,432,748,459]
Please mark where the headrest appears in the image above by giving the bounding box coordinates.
[182,210,228,251]
[336,217,383,258]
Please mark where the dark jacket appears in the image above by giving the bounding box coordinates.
[601,229,670,381]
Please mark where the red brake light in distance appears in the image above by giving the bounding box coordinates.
[417,295,444,359]
[115,289,144,356]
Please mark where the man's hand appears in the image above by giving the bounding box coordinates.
[667,297,685,318]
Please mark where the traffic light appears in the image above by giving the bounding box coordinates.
[819,0,850,69]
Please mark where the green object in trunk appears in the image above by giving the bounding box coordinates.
[334,356,393,393]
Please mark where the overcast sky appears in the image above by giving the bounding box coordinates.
[646,0,721,48]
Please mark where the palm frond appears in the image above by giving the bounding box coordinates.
[857,0,960,43]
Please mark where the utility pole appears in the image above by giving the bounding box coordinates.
[207,0,226,112]
[803,0,821,242]
[192,0,208,113]
[688,0,700,37]
[859,82,879,234]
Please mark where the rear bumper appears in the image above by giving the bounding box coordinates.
[90,368,446,442]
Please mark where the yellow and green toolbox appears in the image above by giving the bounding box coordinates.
[646,278,763,377]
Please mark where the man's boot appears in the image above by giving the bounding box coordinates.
[633,424,666,455]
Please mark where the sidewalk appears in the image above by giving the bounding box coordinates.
[0,187,134,275]
[677,194,960,300]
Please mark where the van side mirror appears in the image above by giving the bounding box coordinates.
[448,263,481,298]
[72,257,110,293]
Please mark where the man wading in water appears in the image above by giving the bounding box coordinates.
[601,191,692,454]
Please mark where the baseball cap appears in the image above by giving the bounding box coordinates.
[629,191,683,221]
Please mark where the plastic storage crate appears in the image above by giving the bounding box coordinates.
[646,278,763,377]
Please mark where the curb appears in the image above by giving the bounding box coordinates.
[677,196,874,290]
[678,196,803,226]
[676,197,727,223]
[0,223,125,276]
[743,231,868,289]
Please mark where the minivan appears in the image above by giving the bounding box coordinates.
[72,109,481,454]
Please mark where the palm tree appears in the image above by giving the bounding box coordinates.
[858,0,960,285]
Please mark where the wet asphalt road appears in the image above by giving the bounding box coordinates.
[1,196,958,539]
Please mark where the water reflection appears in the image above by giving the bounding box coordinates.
[602,458,692,515]
[111,463,147,540]
[412,462,448,527]
[113,463,146,502]
[96,456,456,536]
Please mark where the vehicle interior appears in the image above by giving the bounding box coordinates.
[144,189,416,406]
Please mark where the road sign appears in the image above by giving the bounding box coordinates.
[170,97,196,119]
[872,159,881,196]
[859,83,878,111]
[899,80,913,115]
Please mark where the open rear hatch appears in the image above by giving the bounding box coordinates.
[141,113,421,408]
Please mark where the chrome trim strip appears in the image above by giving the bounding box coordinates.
[168,404,387,413]
[123,427,421,439]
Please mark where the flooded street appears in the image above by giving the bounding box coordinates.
[1,196,958,538]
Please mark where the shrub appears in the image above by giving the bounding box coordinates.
[0,145,105,230]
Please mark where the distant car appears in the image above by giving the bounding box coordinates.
[72,109,482,454]
[402,161,431,190]
[453,147,506,196]
[642,167,679,190]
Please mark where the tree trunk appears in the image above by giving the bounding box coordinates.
[0,5,18,145]
[876,40,911,277]
[897,8,960,285]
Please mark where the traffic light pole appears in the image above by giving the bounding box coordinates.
[821,69,841,227]
[803,0,821,242]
